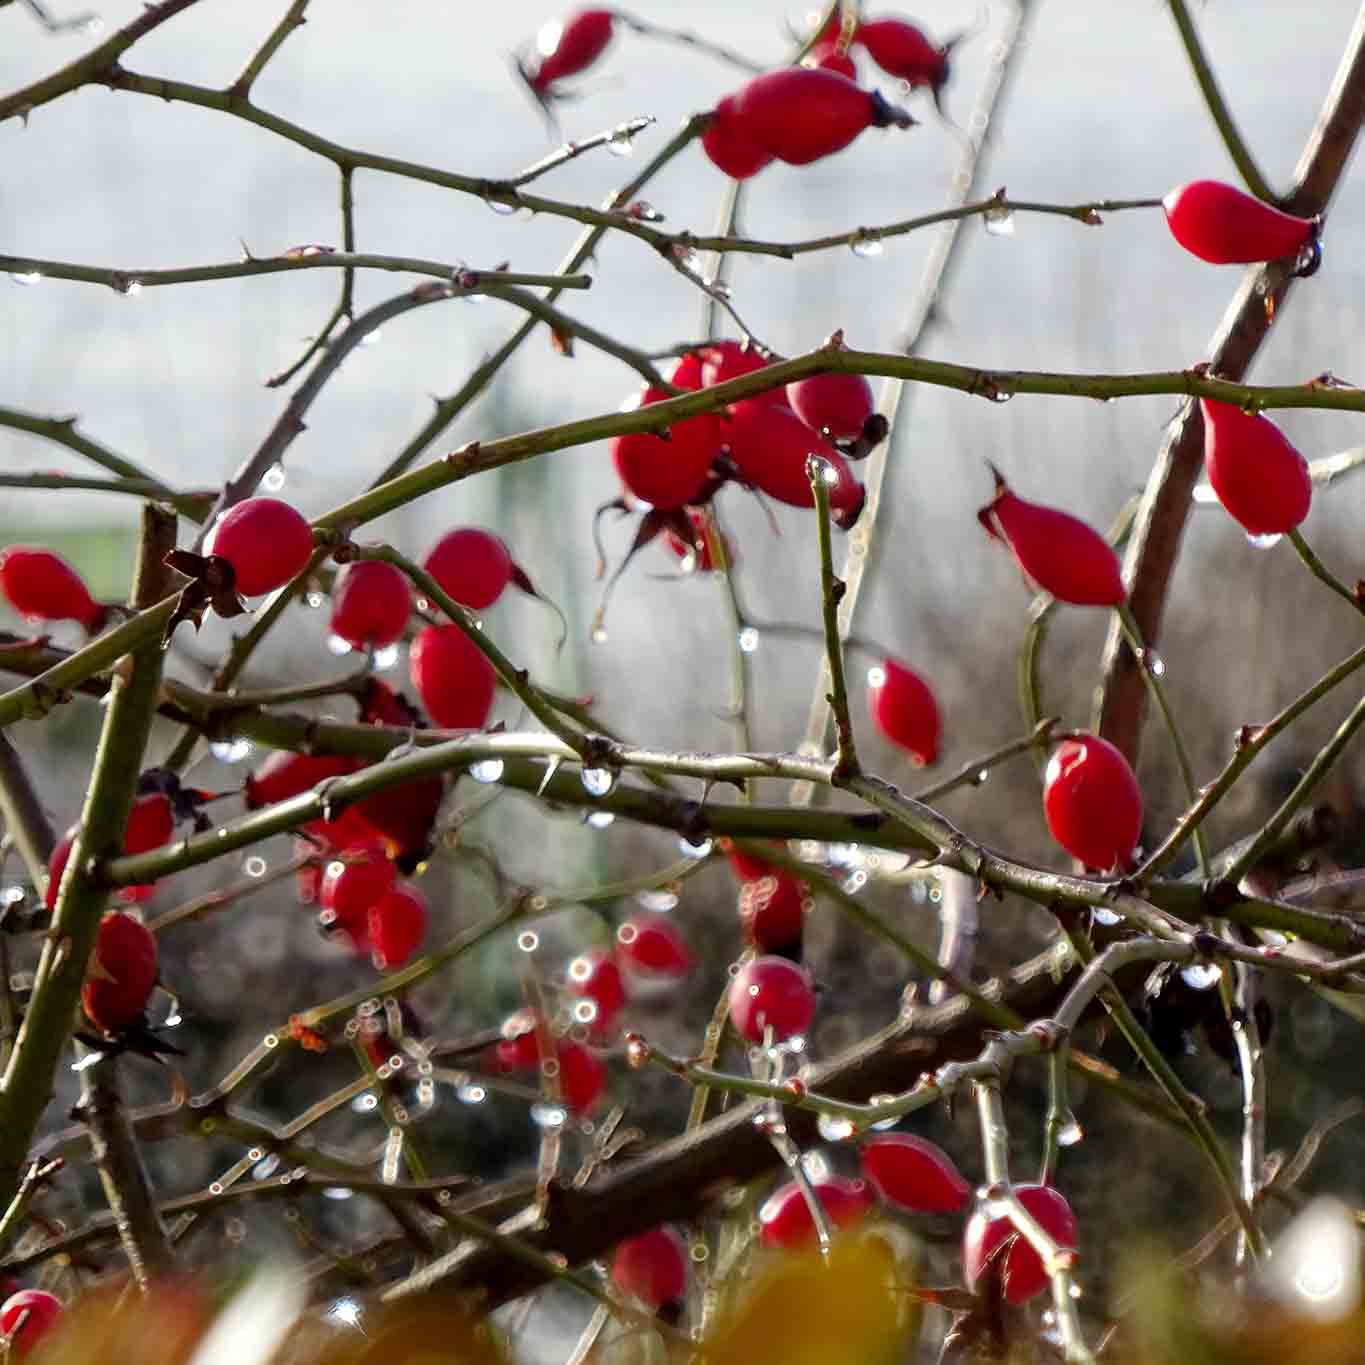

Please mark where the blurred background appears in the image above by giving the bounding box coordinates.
[3,0,1365,1351]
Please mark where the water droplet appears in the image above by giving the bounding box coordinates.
[2,885,25,907]
[866,665,887,688]
[326,634,353,656]
[531,1102,568,1129]
[636,888,678,912]
[850,236,884,259]
[1142,650,1167,678]
[606,129,635,157]
[517,930,540,953]
[983,204,1016,237]
[470,758,504,784]
[974,767,991,785]
[585,810,615,829]
[457,1082,487,1104]
[625,199,664,222]
[488,199,519,216]
[1181,962,1223,991]
[867,1095,899,1130]
[8,272,42,286]
[817,1113,855,1141]
[354,1093,379,1112]
[1246,532,1282,551]
[262,463,286,492]
[581,766,615,797]
[253,1152,281,1180]
[121,279,143,297]
[573,999,598,1024]
[322,1185,354,1200]
[1092,906,1122,927]
[678,836,713,860]
[1056,1112,1084,1147]
[738,626,760,653]
[305,591,324,608]
[243,855,268,878]
[1192,482,1219,505]
[590,625,609,644]
[358,329,382,348]
[671,244,701,273]
[373,642,400,670]
[326,1298,363,1330]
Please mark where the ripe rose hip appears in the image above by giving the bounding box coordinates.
[738,874,808,956]
[963,1183,1078,1304]
[320,838,397,927]
[82,911,158,1034]
[0,1288,63,1359]
[860,1133,971,1213]
[859,17,951,99]
[0,546,105,633]
[44,829,75,913]
[352,773,445,867]
[1043,734,1143,871]
[723,401,865,527]
[1199,399,1312,536]
[803,41,858,79]
[786,372,876,442]
[203,497,314,597]
[566,947,627,1038]
[123,792,175,855]
[617,915,691,980]
[728,956,816,1043]
[1163,180,1317,267]
[611,383,719,509]
[524,8,614,97]
[719,836,783,883]
[702,94,775,180]
[978,469,1125,606]
[868,658,941,766]
[611,1225,688,1309]
[556,1038,608,1114]
[758,1175,871,1250]
[409,624,496,730]
[424,527,513,611]
[698,339,781,399]
[489,1008,544,1072]
[359,677,422,728]
[368,883,427,969]
[734,67,914,166]
[329,560,411,650]
[245,752,360,808]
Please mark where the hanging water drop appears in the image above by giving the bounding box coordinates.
[305,591,325,608]
[606,128,635,157]
[8,272,42,287]
[530,1102,568,1129]
[738,626,760,653]
[866,665,887,688]
[359,329,382,349]
[326,634,353,656]
[983,203,1016,237]
[1056,1111,1084,1147]
[1246,531,1283,550]
[867,1095,899,1131]
[209,737,252,763]
[636,888,678,912]
[580,766,616,797]
[850,236,885,259]
[262,463,286,492]
[585,810,615,829]
[1181,962,1223,990]
[678,835,713,860]
[1092,906,1122,927]
[457,1082,487,1105]
[817,1113,856,1142]
[488,199,519,216]
[470,758,504,784]
[373,642,400,670]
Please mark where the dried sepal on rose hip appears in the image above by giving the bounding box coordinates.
[978,465,1125,606]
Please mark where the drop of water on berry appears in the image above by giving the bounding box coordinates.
[738,626,760,653]
[678,836,713,859]
[373,642,400,671]
[470,759,504,784]
[850,237,884,259]
[8,272,42,286]
[585,810,615,829]
[457,1082,487,1104]
[1246,532,1283,551]
[636,888,678,912]
[210,737,252,763]
[581,767,615,797]
[983,205,1016,237]
[326,634,353,656]
[1056,1110,1084,1147]
[1181,962,1223,991]
[262,463,286,492]
[817,1113,856,1142]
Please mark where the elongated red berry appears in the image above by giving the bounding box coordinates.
[330,561,411,650]
[861,1133,970,1213]
[758,1176,871,1250]
[82,911,158,1033]
[729,956,816,1043]
[617,916,691,980]
[321,838,397,928]
[803,41,858,79]
[424,528,513,611]
[245,752,361,809]
[557,1038,608,1113]
[738,874,808,955]
[611,384,719,509]
[612,1225,688,1309]
[963,1183,1077,1304]
[368,883,427,969]
[409,624,496,730]
[566,947,626,1038]
[787,373,876,442]
[0,1289,63,1359]
[868,658,941,766]
[526,9,614,95]
[123,792,174,855]
[1163,180,1316,265]
[859,17,950,93]
[0,546,105,632]
[1043,734,1142,871]
[295,839,322,905]
[724,401,865,527]
[978,470,1124,606]
[734,67,913,166]
[1199,399,1311,535]
[703,94,776,179]
[203,497,313,597]
[353,774,445,866]
[719,836,783,883]
[44,829,74,913]
[489,1008,544,1072]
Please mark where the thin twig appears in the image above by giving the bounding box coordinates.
[1287,527,1365,617]
[808,459,859,782]
[229,0,310,98]
[500,116,656,187]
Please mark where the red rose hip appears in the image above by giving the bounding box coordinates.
[861,1133,971,1213]
[320,838,397,928]
[1163,180,1317,267]
[786,372,876,442]
[0,1288,63,1358]
[702,95,775,180]
[566,947,626,1038]
[1199,399,1312,536]
[368,883,427,969]
[611,1225,688,1309]
[963,1183,1078,1304]
[611,383,719,509]
[728,956,816,1043]
[738,874,808,955]
[424,528,514,611]
[203,497,314,597]
[409,624,496,730]
[868,658,941,766]
[1043,734,1143,871]
[524,8,614,97]
[617,915,691,980]
[758,1175,871,1250]
[329,560,411,650]
[82,911,158,1034]
[0,546,105,633]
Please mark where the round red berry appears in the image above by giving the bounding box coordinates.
[368,883,427,969]
[123,792,174,855]
[82,911,158,1034]
[611,384,719,509]
[963,1183,1077,1304]
[0,546,104,632]
[424,528,514,611]
[526,8,614,96]
[616,916,691,980]
[1043,734,1143,871]
[245,752,361,809]
[758,1175,871,1250]
[786,372,876,442]
[868,658,941,766]
[860,1133,970,1213]
[0,1289,63,1359]
[556,1038,607,1114]
[329,560,411,650]
[738,874,808,955]
[702,95,776,179]
[1200,399,1312,536]
[611,1225,688,1309]
[203,497,314,597]
[408,624,496,730]
[728,956,816,1043]
[566,947,626,1039]
[320,838,397,928]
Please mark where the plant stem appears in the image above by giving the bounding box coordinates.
[1287,527,1365,617]
[808,462,859,782]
